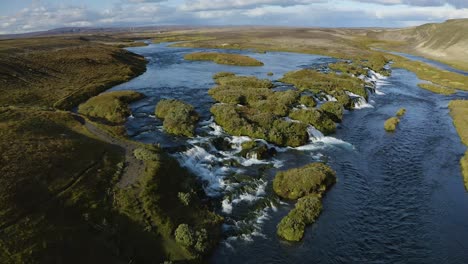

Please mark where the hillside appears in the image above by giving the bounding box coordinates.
[370,19,468,71]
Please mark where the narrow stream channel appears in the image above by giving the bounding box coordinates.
[110,43,468,263]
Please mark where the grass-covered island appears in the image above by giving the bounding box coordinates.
[209,73,309,147]
[184,52,264,66]
[384,117,400,132]
[155,99,199,137]
[273,163,336,241]
[78,91,145,124]
[384,108,406,132]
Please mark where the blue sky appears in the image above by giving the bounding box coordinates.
[0,0,467,34]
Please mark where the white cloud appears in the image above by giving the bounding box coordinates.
[352,0,468,8]
[181,0,318,11]
[0,0,466,34]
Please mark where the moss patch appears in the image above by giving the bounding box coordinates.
[396,108,406,117]
[384,117,400,132]
[320,101,344,123]
[277,195,322,241]
[273,162,336,200]
[289,108,336,135]
[209,73,308,147]
[184,52,264,66]
[78,91,144,124]
[155,99,199,137]
[280,69,368,99]
[299,95,317,108]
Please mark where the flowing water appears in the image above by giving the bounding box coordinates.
[110,43,468,263]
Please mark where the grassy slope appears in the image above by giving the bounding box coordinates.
[0,36,222,263]
[369,19,468,71]
[0,107,128,263]
[0,37,147,110]
[448,101,468,190]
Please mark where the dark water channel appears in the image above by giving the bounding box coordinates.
[110,43,468,263]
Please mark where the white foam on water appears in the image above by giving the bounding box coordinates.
[222,198,233,214]
[325,94,338,102]
[208,122,224,136]
[346,91,374,109]
[375,90,385,95]
[231,180,267,206]
[177,145,230,196]
[148,114,156,118]
[295,126,354,150]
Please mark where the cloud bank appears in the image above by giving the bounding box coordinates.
[0,0,466,34]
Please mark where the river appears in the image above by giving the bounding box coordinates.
[110,43,468,263]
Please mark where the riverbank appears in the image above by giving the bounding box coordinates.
[0,36,223,263]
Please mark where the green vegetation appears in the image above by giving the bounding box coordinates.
[396,108,406,117]
[448,100,468,190]
[273,163,336,200]
[277,195,322,241]
[387,54,468,92]
[240,140,273,160]
[214,74,273,88]
[320,101,344,123]
[115,145,222,261]
[0,37,147,110]
[209,73,309,147]
[211,104,308,147]
[418,83,456,95]
[0,107,128,263]
[78,91,144,124]
[174,224,210,255]
[289,109,336,135]
[299,95,317,108]
[273,163,335,241]
[184,52,264,66]
[384,117,400,132]
[280,69,368,99]
[329,61,367,76]
[155,99,199,137]
[0,35,223,263]
[213,71,236,81]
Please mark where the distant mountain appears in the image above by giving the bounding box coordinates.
[370,19,468,70]
[0,26,193,40]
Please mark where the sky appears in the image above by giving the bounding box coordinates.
[0,0,467,34]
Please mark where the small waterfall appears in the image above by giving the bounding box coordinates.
[346,91,374,109]
[307,126,325,140]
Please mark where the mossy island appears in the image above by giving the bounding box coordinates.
[396,108,406,117]
[273,163,336,241]
[280,69,368,100]
[78,91,145,124]
[209,73,309,147]
[277,195,322,241]
[155,99,199,137]
[384,117,400,132]
[273,162,336,200]
[184,52,264,66]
